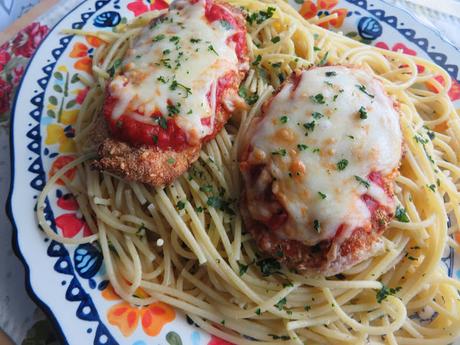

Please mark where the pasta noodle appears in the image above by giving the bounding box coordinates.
[37,1,460,343]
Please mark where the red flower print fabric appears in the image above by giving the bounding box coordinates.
[12,22,49,58]
[0,22,49,123]
[0,78,13,114]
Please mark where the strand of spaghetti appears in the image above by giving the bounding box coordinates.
[154,188,207,264]
[37,153,98,244]
[323,288,407,335]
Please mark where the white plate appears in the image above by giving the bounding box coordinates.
[8,0,460,344]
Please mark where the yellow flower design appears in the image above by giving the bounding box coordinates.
[45,124,76,153]
[60,109,79,125]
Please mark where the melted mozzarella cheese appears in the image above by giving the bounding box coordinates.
[108,0,242,141]
[247,66,402,245]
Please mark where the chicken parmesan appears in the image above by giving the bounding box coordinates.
[240,66,403,276]
[93,0,249,186]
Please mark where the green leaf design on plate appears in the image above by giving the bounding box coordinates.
[66,100,77,109]
[53,71,63,80]
[53,84,63,93]
[70,73,80,84]
[49,96,58,106]
[345,31,358,38]
[47,109,56,118]
[166,331,183,345]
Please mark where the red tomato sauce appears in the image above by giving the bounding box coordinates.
[103,96,188,151]
[204,0,248,63]
[246,162,389,240]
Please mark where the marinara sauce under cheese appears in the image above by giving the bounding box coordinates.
[103,0,248,151]
[240,66,403,275]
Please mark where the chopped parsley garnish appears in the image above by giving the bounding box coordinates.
[356,84,375,98]
[358,106,368,119]
[158,117,168,129]
[280,115,288,124]
[325,71,337,77]
[167,157,175,164]
[395,205,410,223]
[115,120,123,128]
[169,35,180,43]
[237,261,249,276]
[304,305,311,311]
[319,51,329,66]
[152,34,165,42]
[157,76,168,84]
[376,285,401,303]
[268,335,290,341]
[167,103,181,116]
[271,36,281,43]
[407,255,417,261]
[312,148,320,153]
[310,93,326,104]
[313,219,321,233]
[152,135,158,144]
[274,298,287,310]
[199,185,213,193]
[313,46,321,52]
[176,201,185,210]
[208,45,218,55]
[219,19,233,30]
[190,38,201,43]
[271,62,282,68]
[312,111,323,119]
[159,58,172,69]
[324,81,334,87]
[354,175,370,188]
[272,148,287,156]
[318,191,327,199]
[303,121,316,134]
[252,55,262,66]
[238,85,259,105]
[348,135,355,139]
[427,131,436,140]
[336,159,349,171]
[246,7,276,25]
[256,258,281,276]
[297,144,308,151]
[162,49,171,55]
[414,134,429,144]
[255,308,261,315]
[427,184,436,192]
[207,196,235,214]
[169,80,192,97]
[137,223,147,234]
[107,59,122,78]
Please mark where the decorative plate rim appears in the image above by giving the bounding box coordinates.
[6,0,460,344]
[6,1,113,344]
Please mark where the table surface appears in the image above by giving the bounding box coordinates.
[0,0,460,344]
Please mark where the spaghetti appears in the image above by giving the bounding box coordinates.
[37,0,460,344]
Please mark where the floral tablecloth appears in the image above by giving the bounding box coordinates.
[0,0,459,344]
